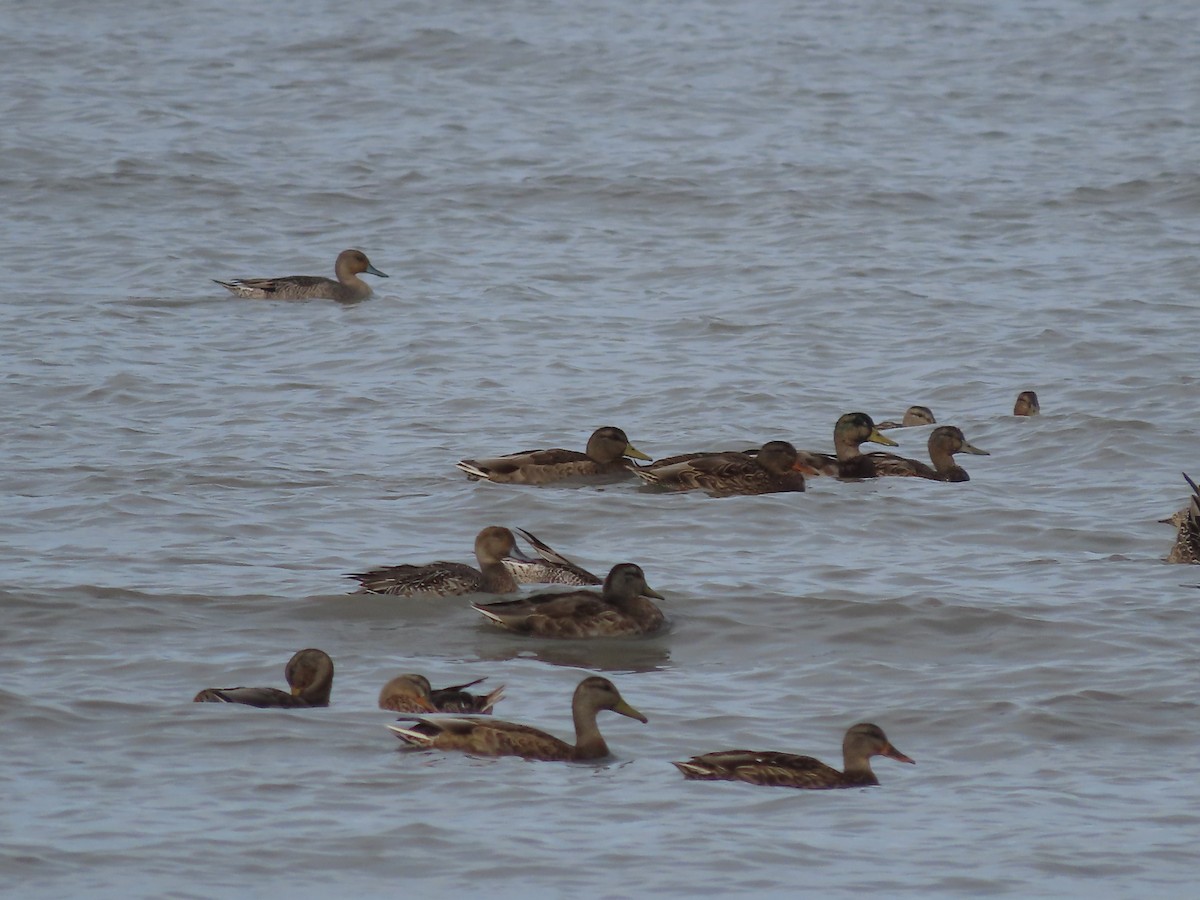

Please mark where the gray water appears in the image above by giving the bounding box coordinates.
[3,0,1199,896]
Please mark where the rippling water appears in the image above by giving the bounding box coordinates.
[3,0,1199,896]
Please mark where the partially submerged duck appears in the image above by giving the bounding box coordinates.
[387,675,647,761]
[472,563,666,638]
[347,526,525,596]
[861,425,989,482]
[214,249,387,302]
[503,527,602,586]
[193,648,334,708]
[378,674,505,714]
[456,426,652,485]
[633,440,811,496]
[673,722,914,789]
[801,413,899,478]
[1165,472,1200,564]
[877,405,936,430]
[1013,391,1040,416]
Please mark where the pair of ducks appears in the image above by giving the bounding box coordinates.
[214,249,388,302]
[350,526,668,638]
[457,414,989,495]
[195,652,913,789]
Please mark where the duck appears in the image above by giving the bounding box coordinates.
[347,526,526,596]
[193,648,334,708]
[213,249,388,301]
[456,426,652,485]
[876,405,937,430]
[471,563,666,638]
[502,527,602,586]
[1166,472,1200,564]
[378,673,505,714]
[633,440,812,496]
[1013,391,1040,416]
[672,722,914,789]
[859,425,989,482]
[387,675,647,761]
[800,412,899,478]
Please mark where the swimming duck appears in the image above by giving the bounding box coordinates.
[472,563,666,638]
[633,440,811,496]
[859,425,989,482]
[1013,391,1040,416]
[193,648,334,708]
[456,426,652,485]
[1166,472,1200,564]
[347,526,525,596]
[378,674,505,714]
[502,527,603,586]
[800,413,899,478]
[877,405,937,430]
[387,675,647,761]
[673,722,914,789]
[214,249,388,302]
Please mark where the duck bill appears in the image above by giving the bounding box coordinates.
[365,264,389,278]
[613,699,648,723]
[791,460,820,475]
[883,743,915,764]
[869,429,898,447]
[624,444,653,462]
[641,585,666,601]
[960,441,990,456]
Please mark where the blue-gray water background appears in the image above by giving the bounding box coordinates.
[2,0,1198,896]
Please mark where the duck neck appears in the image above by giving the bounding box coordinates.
[479,561,519,593]
[928,443,957,473]
[841,751,880,786]
[834,435,864,461]
[572,704,609,760]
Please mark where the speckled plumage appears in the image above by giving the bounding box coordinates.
[1166,472,1200,564]
[378,674,505,714]
[387,676,647,761]
[502,528,602,586]
[673,723,914,789]
[347,526,523,596]
[634,440,810,496]
[456,426,651,485]
[193,648,333,708]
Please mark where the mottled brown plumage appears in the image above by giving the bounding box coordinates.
[472,563,666,638]
[455,426,651,485]
[387,676,647,761]
[673,723,914,789]
[860,425,989,481]
[1013,390,1040,416]
[347,526,524,596]
[1166,472,1200,564]
[378,674,505,714]
[193,648,334,708]
[634,440,810,496]
[801,413,899,478]
[502,528,602,586]
[214,249,387,301]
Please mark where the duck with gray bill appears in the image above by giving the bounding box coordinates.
[347,526,528,596]
[456,426,652,485]
[214,248,387,302]
[859,425,989,482]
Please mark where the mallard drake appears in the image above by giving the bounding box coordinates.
[456,426,652,485]
[673,722,914,789]
[860,425,989,482]
[387,675,647,761]
[633,440,811,496]
[378,674,505,714]
[347,526,526,596]
[214,249,387,301]
[472,563,666,638]
[502,527,602,586]
[877,405,937,430]
[1013,391,1040,416]
[193,648,334,708]
[1166,472,1200,564]
[799,412,899,478]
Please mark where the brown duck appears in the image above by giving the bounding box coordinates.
[801,412,900,478]
[673,722,914,789]
[633,440,812,496]
[877,405,937,430]
[472,563,666,638]
[502,527,603,586]
[862,425,989,482]
[1013,391,1040,416]
[193,648,334,708]
[347,526,526,596]
[378,673,505,714]
[387,676,647,761]
[1165,472,1200,564]
[456,426,652,485]
[214,249,387,302]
